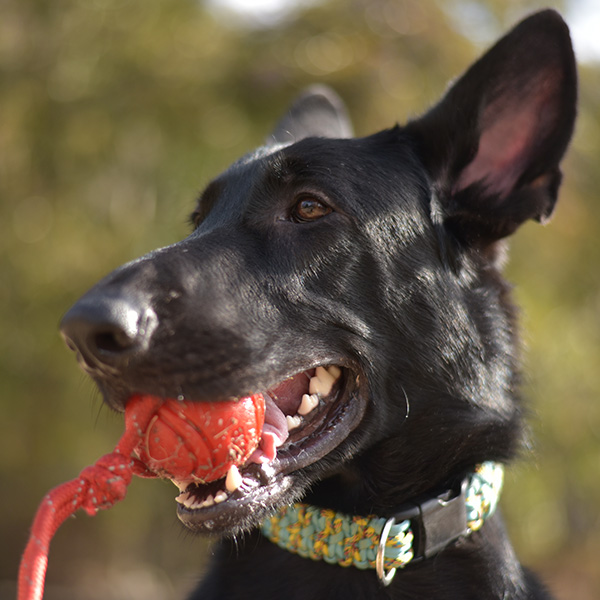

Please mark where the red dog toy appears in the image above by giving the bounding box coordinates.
[18,393,265,600]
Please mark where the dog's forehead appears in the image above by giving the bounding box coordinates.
[194,138,324,221]
[225,137,333,178]
[202,131,425,216]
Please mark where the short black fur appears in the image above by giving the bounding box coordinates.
[60,10,577,600]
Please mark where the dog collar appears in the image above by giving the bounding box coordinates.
[260,462,504,585]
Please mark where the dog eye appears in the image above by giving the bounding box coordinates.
[291,196,332,223]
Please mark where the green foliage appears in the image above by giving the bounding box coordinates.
[2,0,598,597]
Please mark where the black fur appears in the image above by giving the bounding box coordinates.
[60,10,577,600]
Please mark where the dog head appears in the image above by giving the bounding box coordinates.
[60,10,576,535]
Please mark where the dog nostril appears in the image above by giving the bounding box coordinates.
[93,328,138,354]
[60,297,158,367]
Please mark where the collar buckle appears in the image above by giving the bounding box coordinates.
[404,476,470,561]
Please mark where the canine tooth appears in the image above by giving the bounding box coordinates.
[225,464,243,493]
[286,415,302,430]
[327,365,342,379]
[298,393,319,416]
[214,490,228,503]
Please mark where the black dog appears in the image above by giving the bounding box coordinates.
[60,9,577,600]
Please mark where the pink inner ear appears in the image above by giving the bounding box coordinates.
[456,76,559,199]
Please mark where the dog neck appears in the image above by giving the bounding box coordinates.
[260,462,504,586]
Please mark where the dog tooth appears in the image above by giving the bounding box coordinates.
[175,491,197,510]
[309,367,335,396]
[326,365,342,380]
[175,491,192,505]
[308,377,321,396]
[187,495,203,510]
[298,393,320,416]
[225,464,243,493]
[316,365,336,383]
[214,490,228,504]
[201,495,215,508]
[189,497,205,510]
[286,415,302,430]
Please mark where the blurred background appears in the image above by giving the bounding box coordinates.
[1,0,599,598]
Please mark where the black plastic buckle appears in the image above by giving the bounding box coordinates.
[393,477,469,562]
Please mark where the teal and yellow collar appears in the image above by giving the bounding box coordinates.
[261,462,504,585]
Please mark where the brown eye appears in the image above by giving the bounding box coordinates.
[291,196,332,223]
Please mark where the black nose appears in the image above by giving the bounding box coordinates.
[60,293,158,371]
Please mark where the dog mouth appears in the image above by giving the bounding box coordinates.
[167,365,365,533]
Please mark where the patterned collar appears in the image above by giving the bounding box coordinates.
[261,462,504,585]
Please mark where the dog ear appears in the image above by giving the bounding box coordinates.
[406,9,577,245]
[268,85,354,145]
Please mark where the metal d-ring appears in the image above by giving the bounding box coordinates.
[376,517,397,586]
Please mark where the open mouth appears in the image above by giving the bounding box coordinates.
[164,365,366,533]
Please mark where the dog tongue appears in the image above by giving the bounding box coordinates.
[247,371,312,463]
[130,393,266,483]
[250,394,288,463]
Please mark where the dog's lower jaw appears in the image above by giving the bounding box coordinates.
[175,370,369,535]
[178,468,298,534]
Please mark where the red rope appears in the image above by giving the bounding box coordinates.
[17,396,161,600]
[17,393,264,600]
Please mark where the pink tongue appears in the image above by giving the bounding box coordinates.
[264,393,288,435]
[249,371,312,463]
[250,394,287,463]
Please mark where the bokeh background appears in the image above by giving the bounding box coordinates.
[1,0,599,598]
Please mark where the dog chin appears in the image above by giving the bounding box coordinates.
[169,365,367,535]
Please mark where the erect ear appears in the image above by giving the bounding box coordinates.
[405,9,577,246]
[267,85,354,146]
